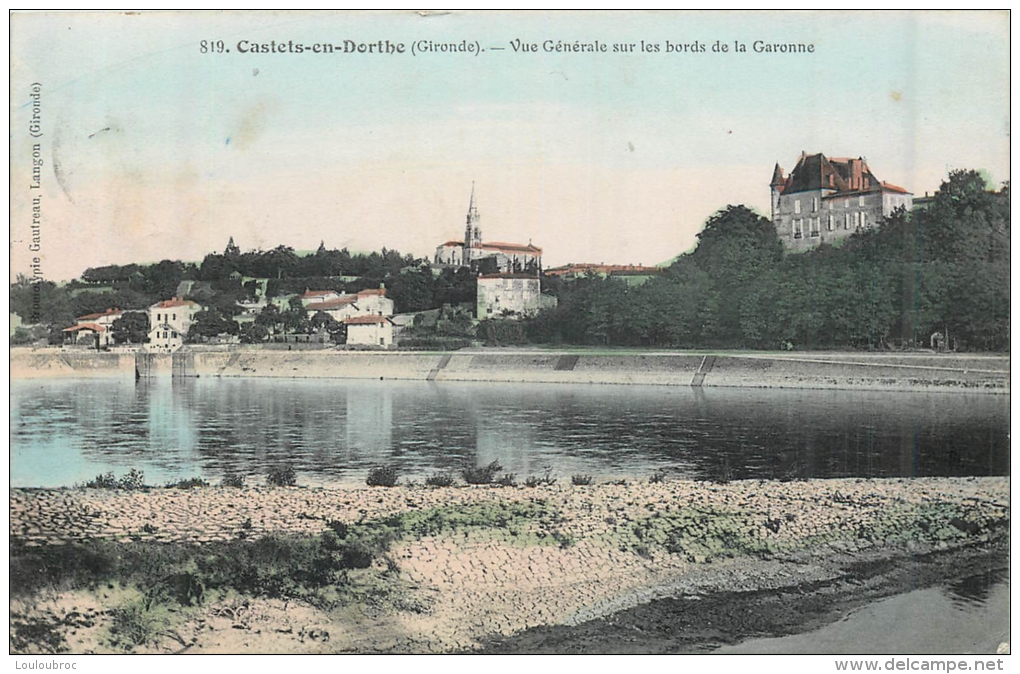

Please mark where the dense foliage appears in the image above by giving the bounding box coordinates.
[10,171,1008,351]
[527,172,1008,351]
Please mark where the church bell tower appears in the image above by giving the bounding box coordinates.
[463,183,482,264]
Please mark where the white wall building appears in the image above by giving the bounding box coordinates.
[62,307,124,347]
[344,315,394,347]
[147,297,202,352]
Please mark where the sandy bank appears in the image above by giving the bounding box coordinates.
[9,346,1010,393]
[9,477,1009,653]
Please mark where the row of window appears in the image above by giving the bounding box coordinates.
[155,313,177,322]
[791,212,868,238]
[792,195,867,214]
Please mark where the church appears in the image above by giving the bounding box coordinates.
[433,185,543,273]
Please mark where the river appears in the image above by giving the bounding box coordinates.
[10,378,1009,488]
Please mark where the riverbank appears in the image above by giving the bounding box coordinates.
[9,477,1009,654]
[9,346,1010,393]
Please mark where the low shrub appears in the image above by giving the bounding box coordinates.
[221,473,246,488]
[462,460,503,485]
[84,469,146,490]
[366,466,400,488]
[571,474,593,486]
[424,473,456,487]
[266,465,297,487]
[649,469,668,484]
[495,473,518,487]
[524,472,557,487]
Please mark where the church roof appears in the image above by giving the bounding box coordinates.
[480,241,543,254]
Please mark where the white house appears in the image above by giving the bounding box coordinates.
[344,315,394,347]
[62,307,124,347]
[354,287,394,316]
[146,297,202,352]
[301,287,394,323]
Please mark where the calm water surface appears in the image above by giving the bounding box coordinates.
[10,378,1009,488]
[717,569,1009,654]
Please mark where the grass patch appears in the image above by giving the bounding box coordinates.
[165,477,209,490]
[424,472,457,487]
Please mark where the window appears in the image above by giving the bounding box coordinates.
[827,215,834,231]
[859,195,865,207]
[156,313,161,321]
[861,212,868,228]
[793,219,803,239]
[853,212,860,228]
[172,313,176,320]
[845,199,850,209]
[794,200,801,214]
[812,197,818,212]
[810,218,820,237]
[827,200,833,210]
[844,213,850,230]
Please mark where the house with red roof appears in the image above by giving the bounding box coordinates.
[301,286,394,322]
[770,152,913,251]
[146,297,202,352]
[62,307,124,347]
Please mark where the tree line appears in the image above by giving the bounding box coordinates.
[522,171,1008,351]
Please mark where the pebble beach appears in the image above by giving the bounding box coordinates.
[9,476,1010,654]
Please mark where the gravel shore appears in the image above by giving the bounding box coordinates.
[9,477,1009,654]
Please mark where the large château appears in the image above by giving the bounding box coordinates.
[771,152,913,251]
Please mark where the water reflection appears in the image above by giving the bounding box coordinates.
[9,378,1010,487]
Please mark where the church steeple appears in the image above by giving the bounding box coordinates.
[463,182,482,264]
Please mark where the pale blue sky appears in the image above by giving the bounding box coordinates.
[11,11,1009,280]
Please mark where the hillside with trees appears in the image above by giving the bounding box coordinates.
[524,171,1008,351]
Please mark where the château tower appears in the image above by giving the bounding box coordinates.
[463,183,482,264]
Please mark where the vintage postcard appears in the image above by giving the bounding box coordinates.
[9,10,1009,664]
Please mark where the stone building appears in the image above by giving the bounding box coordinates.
[476,273,549,320]
[771,152,913,251]
[434,185,542,273]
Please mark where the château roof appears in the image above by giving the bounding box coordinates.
[357,288,387,297]
[775,152,910,196]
